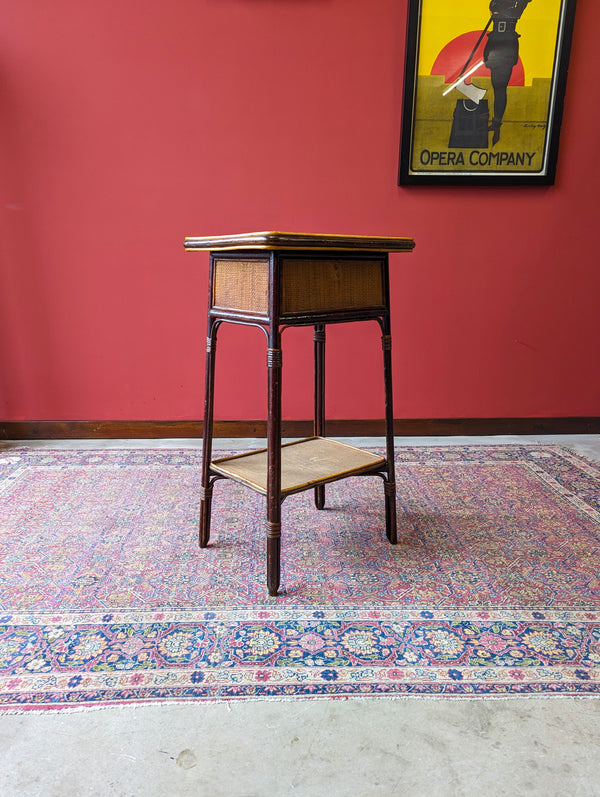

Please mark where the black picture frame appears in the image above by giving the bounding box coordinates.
[398,0,577,185]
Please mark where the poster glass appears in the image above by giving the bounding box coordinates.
[398,0,577,185]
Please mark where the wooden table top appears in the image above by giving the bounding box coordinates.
[184,231,415,253]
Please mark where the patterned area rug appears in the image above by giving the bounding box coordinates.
[1,444,599,710]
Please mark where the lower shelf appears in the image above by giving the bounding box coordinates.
[211,436,385,497]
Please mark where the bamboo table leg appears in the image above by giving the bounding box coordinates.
[314,324,326,510]
[199,318,219,548]
[266,331,283,596]
[381,317,398,545]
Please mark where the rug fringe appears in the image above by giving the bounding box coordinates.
[2,691,600,716]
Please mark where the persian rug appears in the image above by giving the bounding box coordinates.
[0,443,599,711]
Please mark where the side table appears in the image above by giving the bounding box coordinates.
[184,231,415,596]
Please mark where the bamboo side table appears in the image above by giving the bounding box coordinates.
[184,231,415,596]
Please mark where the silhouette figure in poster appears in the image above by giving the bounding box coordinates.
[484,0,532,144]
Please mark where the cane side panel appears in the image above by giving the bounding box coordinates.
[280,259,384,314]
[212,259,269,314]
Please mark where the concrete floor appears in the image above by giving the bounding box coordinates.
[1,435,600,797]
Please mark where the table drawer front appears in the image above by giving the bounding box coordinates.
[281,259,384,315]
[212,259,269,314]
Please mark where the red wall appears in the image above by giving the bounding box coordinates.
[0,0,598,422]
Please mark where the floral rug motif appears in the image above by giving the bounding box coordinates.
[0,444,599,709]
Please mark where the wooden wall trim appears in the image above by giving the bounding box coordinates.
[0,418,599,440]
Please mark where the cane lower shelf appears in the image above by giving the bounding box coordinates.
[211,437,385,497]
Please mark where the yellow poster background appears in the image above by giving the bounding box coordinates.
[410,0,564,174]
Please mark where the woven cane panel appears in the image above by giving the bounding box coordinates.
[212,259,269,314]
[280,259,383,314]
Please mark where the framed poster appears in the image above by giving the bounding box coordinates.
[398,0,577,185]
